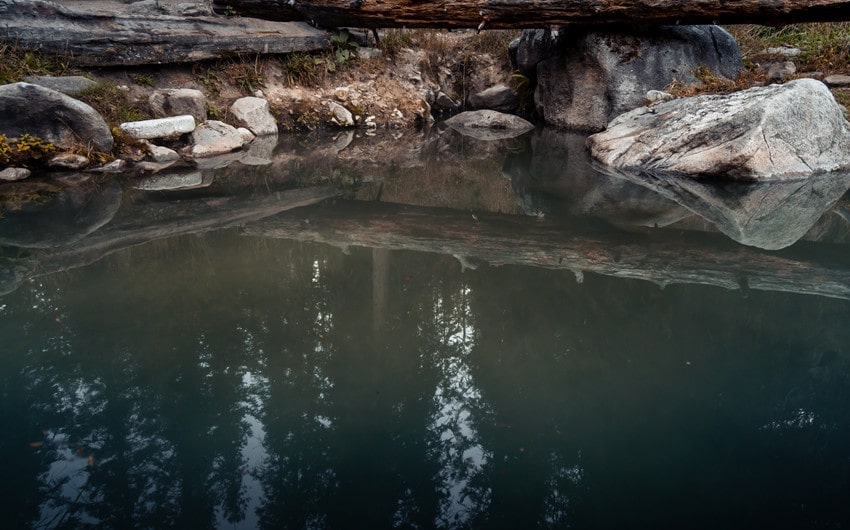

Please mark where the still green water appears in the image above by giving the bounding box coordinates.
[2,230,850,529]
[2,128,850,528]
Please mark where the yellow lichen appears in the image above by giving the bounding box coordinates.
[0,133,57,166]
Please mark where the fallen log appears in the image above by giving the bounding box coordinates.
[213,0,850,29]
[0,0,329,66]
[246,200,850,300]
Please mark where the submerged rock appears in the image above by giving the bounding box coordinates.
[587,79,850,180]
[444,110,534,140]
[528,25,742,131]
[0,82,113,152]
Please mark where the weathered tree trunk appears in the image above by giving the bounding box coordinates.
[214,0,850,28]
[247,200,850,300]
[0,0,328,66]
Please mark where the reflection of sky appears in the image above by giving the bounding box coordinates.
[426,286,493,529]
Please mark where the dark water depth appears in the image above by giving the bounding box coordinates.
[2,230,850,529]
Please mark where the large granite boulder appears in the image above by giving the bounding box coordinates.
[526,25,742,131]
[587,79,850,181]
[0,82,113,152]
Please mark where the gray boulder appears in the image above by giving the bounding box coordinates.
[825,74,850,88]
[187,120,244,158]
[149,88,207,123]
[510,29,560,78]
[444,110,534,140]
[229,97,278,136]
[328,102,354,127]
[0,82,113,152]
[587,79,850,181]
[467,84,519,113]
[532,25,742,131]
[23,75,97,96]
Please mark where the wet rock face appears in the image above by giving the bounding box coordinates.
[524,25,742,132]
[0,82,113,152]
[587,79,850,180]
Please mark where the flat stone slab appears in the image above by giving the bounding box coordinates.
[824,74,850,87]
[119,115,196,140]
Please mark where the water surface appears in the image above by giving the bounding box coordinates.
[2,130,850,529]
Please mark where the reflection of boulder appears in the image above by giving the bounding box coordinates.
[133,169,213,191]
[503,128,690,227]
[606,169,850,249]
[0,255,36,296]
[0,178,122,248]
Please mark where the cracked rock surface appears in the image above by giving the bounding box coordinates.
[587,78,850,180]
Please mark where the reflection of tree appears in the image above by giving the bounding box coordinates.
[4,230,850,529]
[419,282,493,529]
[254,247,341,529]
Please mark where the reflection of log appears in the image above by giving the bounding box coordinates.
[214,0,850,28]
[0,0,329,66]
[35,187,336,274]
[248,200,850,300]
